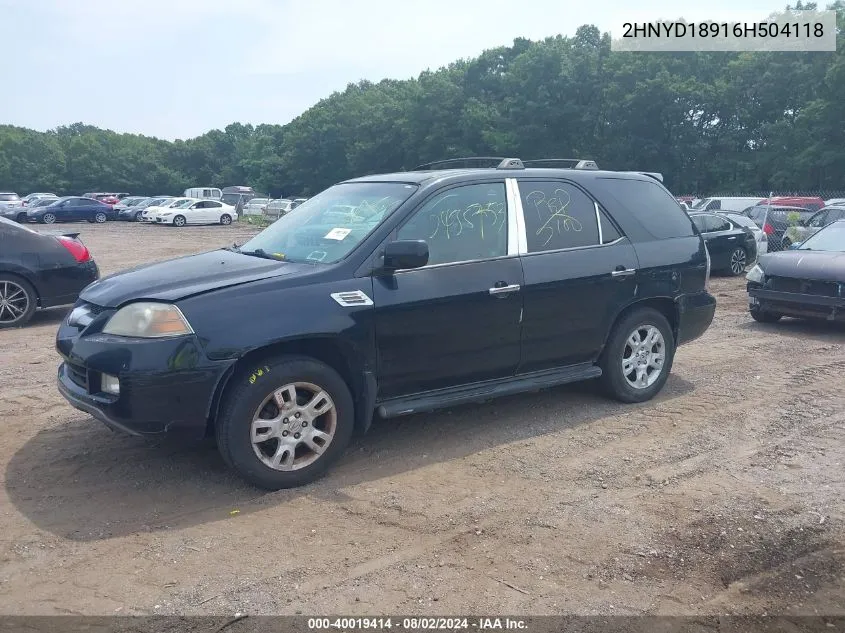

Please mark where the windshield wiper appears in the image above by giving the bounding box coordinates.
[237,248,284,261]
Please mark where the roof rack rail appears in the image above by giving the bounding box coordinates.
[521,159,599,170]
[411,156,600,171]
[412,157,518,171]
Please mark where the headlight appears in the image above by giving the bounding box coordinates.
[746,264,765,284]
[102,302,193,338]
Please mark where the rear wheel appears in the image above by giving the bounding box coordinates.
[94,211,107,223]
[173,215,186,227]
[728,247,747,276]
[42,213,56,224]
[220,214,232,225]
[599,307,675,403]
[0,275,37,329]
[216,355,355,490]
[750,307,782,323]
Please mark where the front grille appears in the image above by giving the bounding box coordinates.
[65,362,89,391]
[767,276,840,298]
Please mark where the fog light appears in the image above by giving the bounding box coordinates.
[101,373,120,395]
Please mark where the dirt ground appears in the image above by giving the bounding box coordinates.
[0,222,843,617]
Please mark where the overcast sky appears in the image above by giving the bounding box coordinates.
[1,0,783,140]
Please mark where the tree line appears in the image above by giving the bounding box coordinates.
[1,2,843,198]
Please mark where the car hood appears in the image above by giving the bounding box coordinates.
[760,250,845,282]
[81,249,310,307]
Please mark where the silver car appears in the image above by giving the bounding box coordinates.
[786,205,845,246]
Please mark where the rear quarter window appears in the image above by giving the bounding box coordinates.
[597,178,695,239]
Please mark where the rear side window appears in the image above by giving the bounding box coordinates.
[518,181,599,252]
[599,178,696,239]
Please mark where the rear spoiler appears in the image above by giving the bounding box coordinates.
[626,171,663,182]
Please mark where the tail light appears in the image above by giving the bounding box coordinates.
[763,222,774,235]
[56,236,91,263]
[704,243,711,291]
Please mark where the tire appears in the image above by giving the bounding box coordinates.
[728,247,748,276]
[0,275,37,329]
[780,238,791,251]
[599,307,675,404]
[42,213,56,224]
[220,214,232,225]
[94,212,107,223]
[173,215,186,227]
[15,213,26,223]
[134,210,143,222]
[750,307,782,323]
[216,355,355,490]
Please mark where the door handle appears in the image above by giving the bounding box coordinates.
[489,283,521,296]
[611,268,636,278]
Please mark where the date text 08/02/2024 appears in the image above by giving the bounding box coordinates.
[307,617,528,630]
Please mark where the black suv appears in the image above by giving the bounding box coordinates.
[56,157,716,489]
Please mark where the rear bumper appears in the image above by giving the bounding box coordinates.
[40,260,100,308]
[748,286,845,322]
[676,291,716,345]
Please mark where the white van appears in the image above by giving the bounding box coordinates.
[184,187,222,200]
[691,197,762,213]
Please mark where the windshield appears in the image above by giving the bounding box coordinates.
[797,222,845,251]
[238,182,417,264]
[221,193,242,206]
[171,199,195,209]
[33,198,56,208]
[124,197,145,206]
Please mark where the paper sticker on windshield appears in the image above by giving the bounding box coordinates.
[324,227,352,241]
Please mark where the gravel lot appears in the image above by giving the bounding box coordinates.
[0,222,843,616]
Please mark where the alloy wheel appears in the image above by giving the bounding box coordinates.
[251,382,337,471]
[730,248,747,275]
[0,281,30,325]
[43,213,56,224]
[622,325,666,389]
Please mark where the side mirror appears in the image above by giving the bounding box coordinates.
[379,240,429,273]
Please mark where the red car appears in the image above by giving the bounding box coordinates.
[758,196,825,212]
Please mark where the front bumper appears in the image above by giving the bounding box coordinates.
[676,291,717,345]
[56,319,235,440]
[748,285,845,322]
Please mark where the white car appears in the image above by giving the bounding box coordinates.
[243,198,271,216]
[153,199,237,227]
[140,197,193,222]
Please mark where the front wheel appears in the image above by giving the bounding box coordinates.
[173,215,186,227]
[599,307,675,403]
[220,214,232,225]
[750,307,782,323]
[134,210,143,222]
[94,212,107,223]
[216,356,355,490]
[42,213,56,224]
[728,247,748,276]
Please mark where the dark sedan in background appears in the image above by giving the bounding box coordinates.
[0,217,99,328]
[746,220,845,324]
[690,211,758,276]
[744,205,816,251]
[26,196,115,224]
